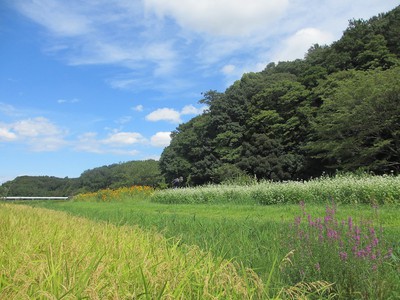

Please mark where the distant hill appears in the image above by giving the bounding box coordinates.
[0,159,162,197]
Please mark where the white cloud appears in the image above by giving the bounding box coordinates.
[146,105,206,124]
[0,102,21,117]
[13,117,63,138]
[74,132,148,156]
[181,105,206,115]
[14,0,91,37]
[29,136,67,152]
[108,78,145,90]
[221,64,236,75]
[146,108,182,123]
[272,27,335,62]
[0,117,68,151]
[102,132,146,145]
[0,127,17,141]
[75,131,143,155]
[115,116,132,124]
[144,0,289,36]
[57,98,79,104]
[132,105,144,112]
[75,132,102,153]
[109,149,140,156]
[150,131,171,147]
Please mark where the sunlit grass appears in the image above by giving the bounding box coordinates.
[0,204,265,299]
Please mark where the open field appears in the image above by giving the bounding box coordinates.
[3,175,400,299]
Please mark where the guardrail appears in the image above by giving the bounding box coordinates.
[1,197,69,201]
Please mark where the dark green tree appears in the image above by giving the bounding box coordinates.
[307,67,400,173]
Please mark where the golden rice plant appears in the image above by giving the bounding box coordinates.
[0,204,264,299]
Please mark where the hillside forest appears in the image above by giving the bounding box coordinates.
[1,6,399,195]
[159,6,400,185]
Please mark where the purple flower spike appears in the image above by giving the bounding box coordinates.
[340,251,348,261]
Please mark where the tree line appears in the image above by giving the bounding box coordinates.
[0,160,163,197]
[159,6,400,185]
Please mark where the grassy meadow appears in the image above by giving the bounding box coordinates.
[2,174,400,299]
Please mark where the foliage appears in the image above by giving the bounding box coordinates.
[159,6,400,185]
[78,159,162,191]
[0,176,78,197]
[159,115,216,185]
[307,67,400,173]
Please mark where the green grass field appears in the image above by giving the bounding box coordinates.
[2,174,400,299]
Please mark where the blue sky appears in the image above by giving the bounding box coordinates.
[0,0,398,183]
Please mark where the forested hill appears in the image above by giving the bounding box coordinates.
[160,6,400,185]
[0,160,162,197]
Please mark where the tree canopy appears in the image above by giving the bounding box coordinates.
[160,6,400,185]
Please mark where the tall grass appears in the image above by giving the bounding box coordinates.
[151,174,400,205]
[0,204,265,299]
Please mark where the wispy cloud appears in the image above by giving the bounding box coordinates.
[0,102,23,117]
[132,105,144,112]
[144,0,289,37]
[14,0,92,37]
[12,0,398,81]
[57,98,79,104]
[74,131,146,156]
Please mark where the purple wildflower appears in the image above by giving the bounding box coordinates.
[348,217,353,231]
[339,251,348,261]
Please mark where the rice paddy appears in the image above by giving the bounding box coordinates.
[2,174,400,299]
